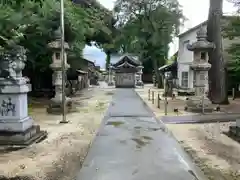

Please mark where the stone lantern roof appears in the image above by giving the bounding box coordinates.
[48,27,70,50]
[187,27,215,51]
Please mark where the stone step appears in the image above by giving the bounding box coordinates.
[0,125,47,150]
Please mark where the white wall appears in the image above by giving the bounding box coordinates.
[177,24,207,89]
[177,22,239,91]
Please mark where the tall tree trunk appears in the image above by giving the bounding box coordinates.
[207,0,229,104]
[105,51,111,70]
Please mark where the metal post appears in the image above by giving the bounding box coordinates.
[157,93,160,108]
[60,0,67,123]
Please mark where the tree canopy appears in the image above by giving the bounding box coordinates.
[222,1,240,89]
[0,0,114,90]
[113,0,184,87]
[0,0,114,64]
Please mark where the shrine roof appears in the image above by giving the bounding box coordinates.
[158,60,178,73]
[112,54,141,67]
[76,70,88,74]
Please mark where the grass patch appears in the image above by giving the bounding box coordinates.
[95,101,106,111]
[106,121,124,127]
[105,92,114,96]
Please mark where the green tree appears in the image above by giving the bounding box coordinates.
[224,1,240,90]
[0,0,114,91]
[113,0,183,88]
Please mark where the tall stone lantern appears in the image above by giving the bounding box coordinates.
[185,27,215,112]
[47,28,75,114]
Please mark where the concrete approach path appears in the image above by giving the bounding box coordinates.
[76,89,207,180]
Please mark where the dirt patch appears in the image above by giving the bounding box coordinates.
[132,135,153,149]
[0,86,113,180]
[168,123,240,180]
[193,128,240,166]
[141,135,153,140]
[105,92,114,96]
[132,137,149,148]
[136,85,240,179]
[183,144,240,180]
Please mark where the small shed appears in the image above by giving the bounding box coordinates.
[112,55,141,88]
[158,60,178,79]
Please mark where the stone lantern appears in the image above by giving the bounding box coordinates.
[136,65,144,86]
[185,27,215,112]
[0,46,47,146]
[47,28,75,114]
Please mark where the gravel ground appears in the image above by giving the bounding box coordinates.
[136,86,240,180]
[0,84,113,180]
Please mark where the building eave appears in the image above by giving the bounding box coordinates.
[178,21,208,38]
[178,15,237,38]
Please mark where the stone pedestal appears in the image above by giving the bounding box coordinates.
[0,46,47,147]
[47,28,76,114]
[0,78,33,132]
[47,69,76,114]
[185,27,215,113]
[185,64,213,112]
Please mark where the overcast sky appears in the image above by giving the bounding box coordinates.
[83,0,237,68]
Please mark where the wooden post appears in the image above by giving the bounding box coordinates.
[157,93,160,108]
[232,88,235,100]
[148,89,150,100]
[164,79,167,115]
[152,91,154,104]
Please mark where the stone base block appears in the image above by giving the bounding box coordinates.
[0,116,33,132]
[185,96,213,113]
[0,125,47,147]
[185,106,213,113]
[47,100,77,115]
